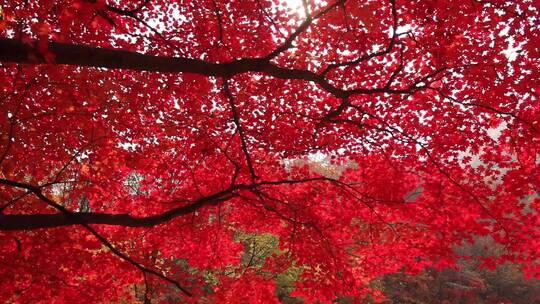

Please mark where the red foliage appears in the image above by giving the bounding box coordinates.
[0,0,538,302]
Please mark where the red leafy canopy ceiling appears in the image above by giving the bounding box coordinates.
[0,0,539,303]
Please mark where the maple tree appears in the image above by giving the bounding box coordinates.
[0,0,539,302]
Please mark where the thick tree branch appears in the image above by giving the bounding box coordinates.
[0,177,332,230]
[0,177,237,230]
[0,178,194,296]
[0,38,420,98]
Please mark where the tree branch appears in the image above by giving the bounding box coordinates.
[0,177,333,230]
[0,37,419,99]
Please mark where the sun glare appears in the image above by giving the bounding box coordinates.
[283,0,304,12]
[284,0,303,8]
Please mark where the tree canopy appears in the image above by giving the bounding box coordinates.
[0,0,539,302]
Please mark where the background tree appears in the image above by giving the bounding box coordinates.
[379,237,540,304]
[0,0,539,302]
